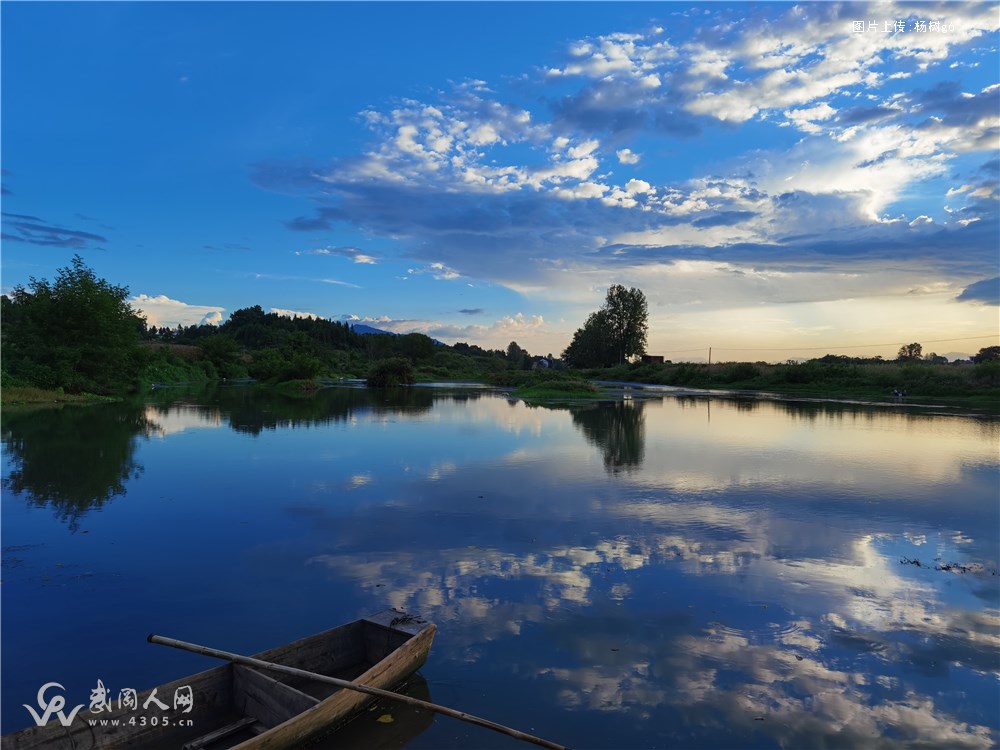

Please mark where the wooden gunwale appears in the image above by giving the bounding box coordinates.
[230,620,435,749]
[1,611,434,750]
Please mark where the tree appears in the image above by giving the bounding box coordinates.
[972,346,1000,363]
[604,284,648,364]
[562,285,649,368]
[399,332,435,363]
[2,255,146,394]
[198,333,243,378]
[506,341,528,370]
[896,342,923,361]
[563,310,613,368]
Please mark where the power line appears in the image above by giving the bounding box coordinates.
[658,334,998,355]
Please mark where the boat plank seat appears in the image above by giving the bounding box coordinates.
[233,666,319,729]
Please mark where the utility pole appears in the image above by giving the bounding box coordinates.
[708,347,712,366]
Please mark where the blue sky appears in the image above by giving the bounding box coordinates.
[2,1,998,361]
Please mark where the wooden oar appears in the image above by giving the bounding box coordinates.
[148,634,570,750]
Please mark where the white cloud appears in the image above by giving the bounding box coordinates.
[297,246,378,264]
[468,123,502,146]
[555,181,608,200]
[200,311,224,326]
[567,139,600,159]
[255,1,998,350]
[624,178,653,195]
[783,102,837,133]
[616,148,640,164]
[130,294,225,328]
[271,308,322,320]
[341,312,552,352]
[405,262,462,281]
[251,272,362,289]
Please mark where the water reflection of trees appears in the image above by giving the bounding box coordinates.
[147,384,435,436]
[2,403,154,529]
[570,401,646,473]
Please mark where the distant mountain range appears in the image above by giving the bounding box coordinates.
[350,323,397,336]
[350,323,446,346]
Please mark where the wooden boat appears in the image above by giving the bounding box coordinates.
[3,610,436,750]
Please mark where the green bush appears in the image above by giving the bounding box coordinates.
[2,256,146,395]
[779,364,814,384]
[247,348,323,382]
[970,361,999,388]
[716,362,761,384]
[515,379,600,400]
[367,357,416,387]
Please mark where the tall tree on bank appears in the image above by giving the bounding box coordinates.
[1,255,146,394]
[562,310,613,368]
[562,285,648,368]
[604,284,648,364]
[897,342,923,361]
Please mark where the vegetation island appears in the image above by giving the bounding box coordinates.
[2,257,997,408]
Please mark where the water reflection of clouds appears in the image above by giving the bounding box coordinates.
[304,523,996,650]
[662,631,996,749]
[424,461,457,481]
[243,391,998,746]
[145,404,224,436]
[637,400,997,492]
[300,475,997,748]
[545,610,997,747]
[348,473,372,488]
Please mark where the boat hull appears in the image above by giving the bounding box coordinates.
[2,611,435,750]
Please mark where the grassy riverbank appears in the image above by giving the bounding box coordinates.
[1,386,117,406]
[514,380,604,401]
[580,359,1000,407]
[8,339,998,411]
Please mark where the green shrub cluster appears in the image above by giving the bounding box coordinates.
[366,357,417,387]
[139,347,216,387]
[2,256,146,395]
[515,379,601,400]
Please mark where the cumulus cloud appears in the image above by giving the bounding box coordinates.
[130,294,225,328]
[337,311,549,349]
[250,2,999,332]
[616,148,641,164]
[271,307,322,319]
[782,102,837,133]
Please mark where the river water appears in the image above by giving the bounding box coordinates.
[2,384,998,748]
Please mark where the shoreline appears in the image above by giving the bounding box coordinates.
[4,378,996,417]
[591,379,1000,416]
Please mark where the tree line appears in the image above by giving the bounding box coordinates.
[3,257,995,397]
[1,257,553,395]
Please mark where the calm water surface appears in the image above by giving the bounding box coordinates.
[2,385,998,749]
